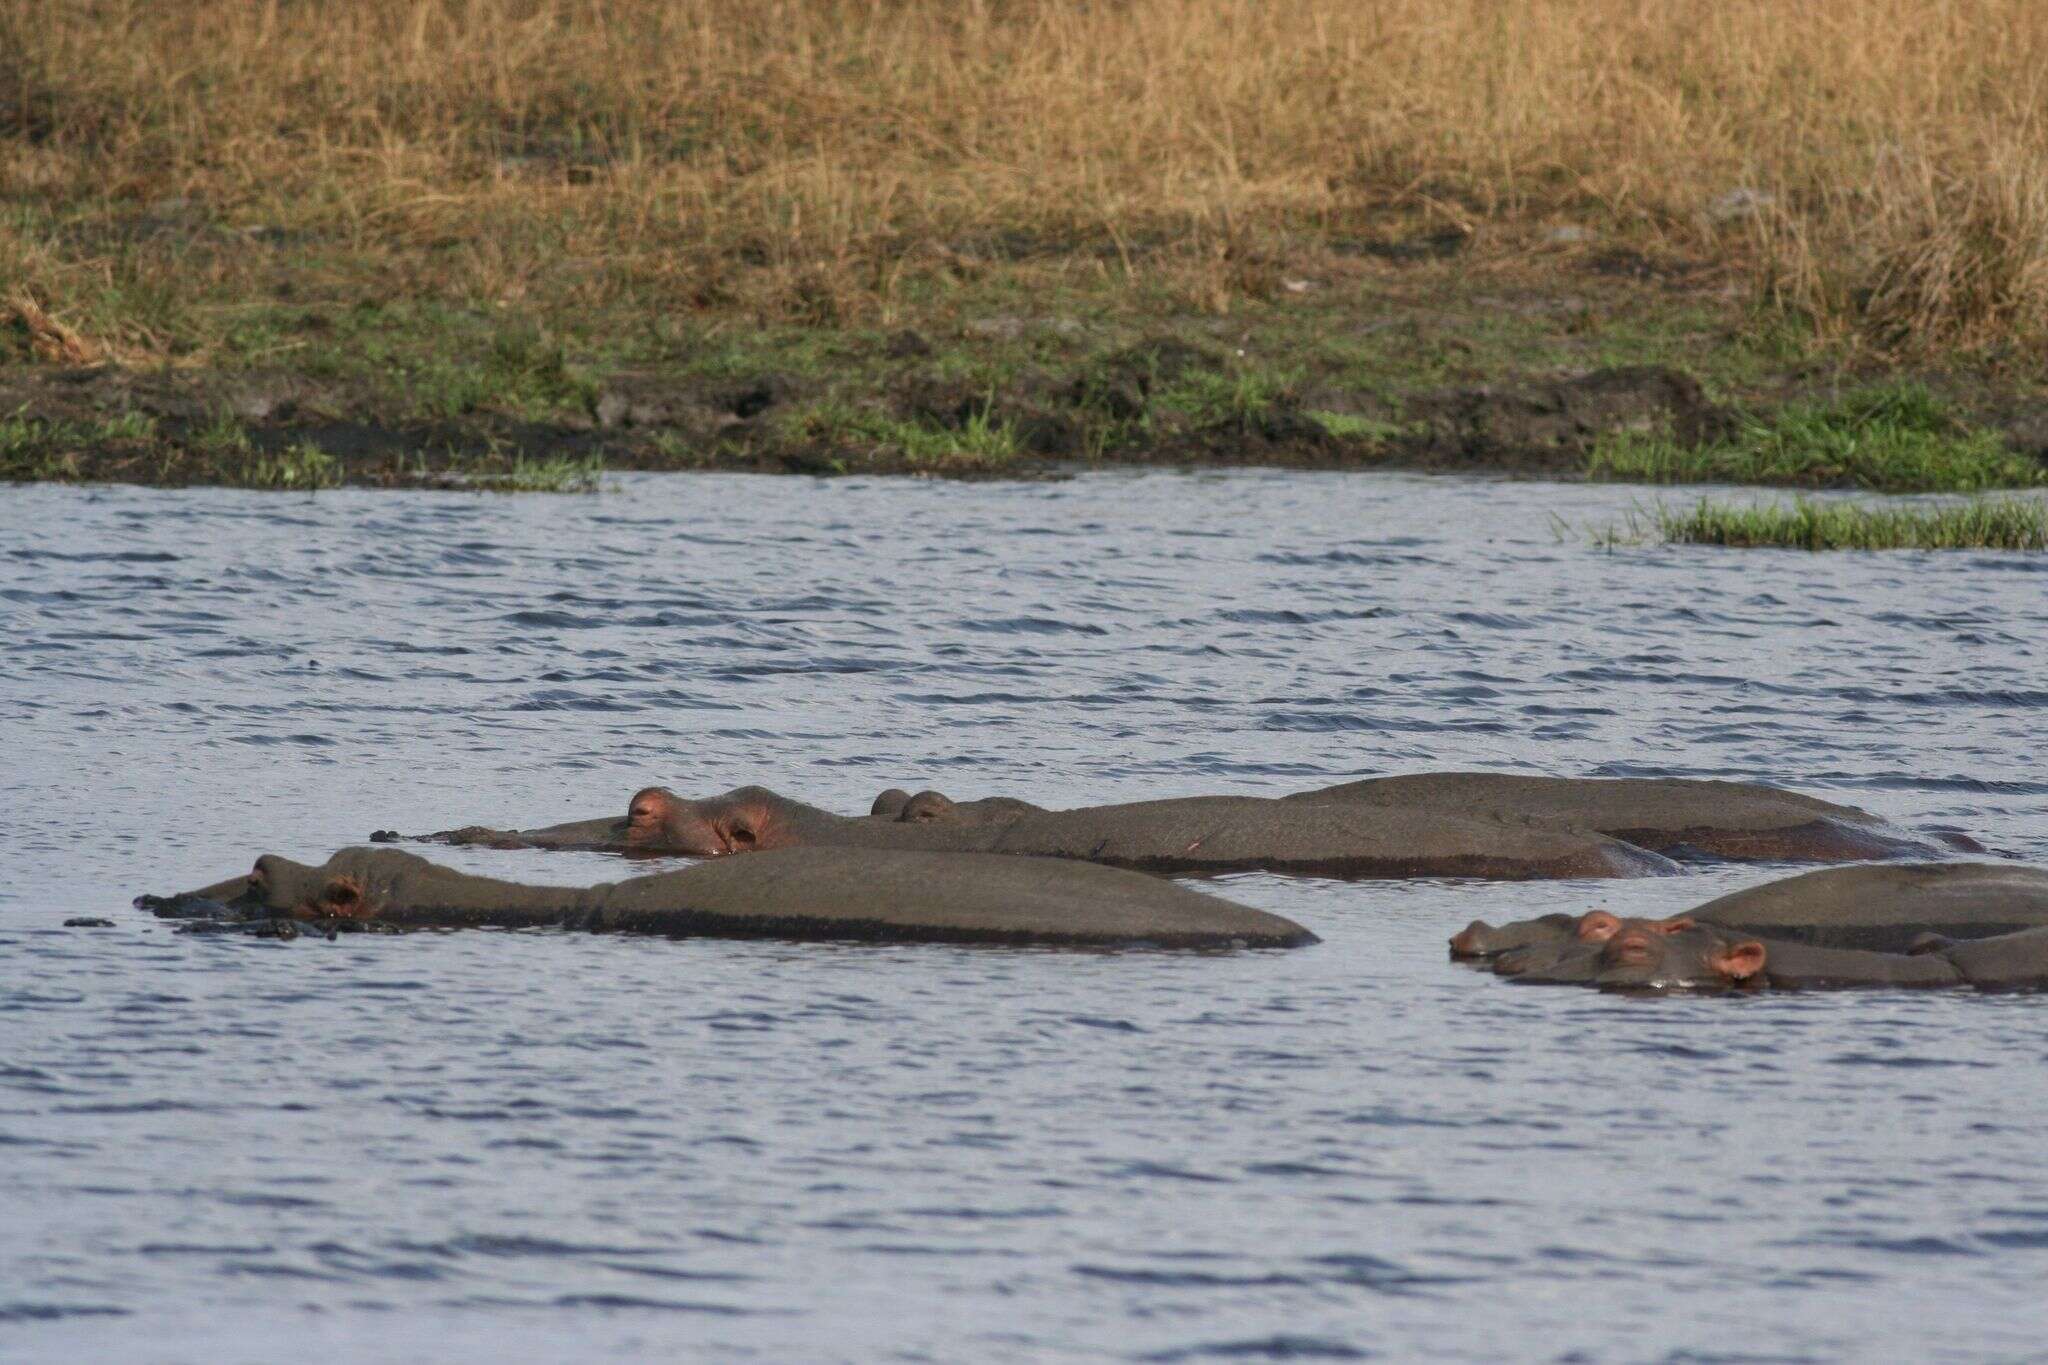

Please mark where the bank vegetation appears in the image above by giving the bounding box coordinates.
[4,1,2048,485]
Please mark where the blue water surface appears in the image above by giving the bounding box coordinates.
[3,471,2046,1362]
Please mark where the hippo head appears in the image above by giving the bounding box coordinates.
[1448,911,1578,960]
[1590,920,1769,991]
[1490,910,1697,979]
[625,785,809,856]
[1500,912,1768,991]
[245,856,383,920]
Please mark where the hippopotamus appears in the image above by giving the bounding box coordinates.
[880,773,1979,864]
[1449,862,2048,972]
[1472,913,2048,993]
[140,846,1318,949]
[383,784,1679,881]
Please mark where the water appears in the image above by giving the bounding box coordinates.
[3,471,2046,1362]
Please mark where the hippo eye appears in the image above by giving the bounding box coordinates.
[729,827,756,847]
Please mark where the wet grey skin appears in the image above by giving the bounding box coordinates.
[1491,915,2048,994]
[888,773,1980,864]
[141,846,1320,950]
[382,784,1681,882]
[1449,862,2048,977]
[1289,773,1982,861]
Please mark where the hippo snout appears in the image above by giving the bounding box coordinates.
[1606,930,1657,966]
[1449,920,1499,958]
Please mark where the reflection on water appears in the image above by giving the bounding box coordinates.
[2,472,2046,1361]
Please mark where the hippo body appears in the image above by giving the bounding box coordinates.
[878,773,1974,864]
[145,846,1318,949]
[392,785,1678,882]
[1490,915,2048,993]
[981,797,1673,880]
[1679,862,2048,949]
[1273,773,1966,862]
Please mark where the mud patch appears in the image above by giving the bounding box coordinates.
[1401,366,1733,473]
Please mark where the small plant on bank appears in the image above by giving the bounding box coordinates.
[1307,410,1404,444]
[459,453,606,492]
[1587,383,2041,492]
[244,440,342,490]
[190,410,254,456]
[793,400,1021,469]
[1153,367,1294,433]
[896,406,1020,467]
[1599,496,2048,551]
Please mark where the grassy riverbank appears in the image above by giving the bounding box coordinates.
[5,1,2048,487]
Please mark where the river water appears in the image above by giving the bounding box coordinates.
[3,471,2046,1362]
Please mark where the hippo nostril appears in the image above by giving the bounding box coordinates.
[1448,921,1495,957]
[1609,933,1654,963]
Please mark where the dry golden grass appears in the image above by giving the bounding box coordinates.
[4,0,2048,356]
[7,290,100,365]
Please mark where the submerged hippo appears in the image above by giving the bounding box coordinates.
[142,846,1317,949]
[1471,914,2048,993]
[881,773,1978,864]
[384,784,1679,881]
[1449,862,2048,969]
[1449,863,2048,994]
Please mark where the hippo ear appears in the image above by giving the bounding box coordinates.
[1575,910,1622,942]
[1713,939,1767,980]
[1654,916,1697,935]
[902,791,957,823]
[871,788,912,818]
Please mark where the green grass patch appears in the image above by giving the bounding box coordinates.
[1587,383,2042,492]
[284,305,602,420]
[1153,367,1293,431]
[456,453,606,492]
[1307,410,1404,443]
[190,410,254,456]
[243,440,341,490]
[1604,496,2048,550]
[792,401,1021,469]
[0,409,160,479]
[0,403,605,490]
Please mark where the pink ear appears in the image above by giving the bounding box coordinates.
[1715,940,1767,980]
[1656,916,1697,935]
[1576,911,1622,942]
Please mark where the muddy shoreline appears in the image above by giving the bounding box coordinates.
[9,348,2047,489]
